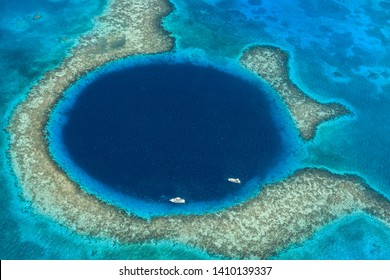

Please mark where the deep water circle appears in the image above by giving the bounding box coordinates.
[58,63,284,204]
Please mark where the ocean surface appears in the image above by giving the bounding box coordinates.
[48,61,290,217]
[1,0,389,259]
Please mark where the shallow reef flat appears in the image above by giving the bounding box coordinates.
[157,168,390,258]
[241,46,351,140]
[7,0,390,259]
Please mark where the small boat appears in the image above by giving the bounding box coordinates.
[228,178,241,184]
[169,197,186,204]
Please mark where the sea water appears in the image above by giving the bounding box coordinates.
[48,59,291,217]
[2,0,390,259]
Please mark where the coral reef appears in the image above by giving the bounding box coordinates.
[241,46,351,140]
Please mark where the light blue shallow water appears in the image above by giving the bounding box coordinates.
[274,213,390,260]
[1,0,389,259]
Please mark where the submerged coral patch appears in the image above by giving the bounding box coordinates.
[241,46,351,140]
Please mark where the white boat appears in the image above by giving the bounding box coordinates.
[169,197,186,204]
[228,178,241,184]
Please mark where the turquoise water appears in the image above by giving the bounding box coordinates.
[1,0,389,259]
[274,213,390,260]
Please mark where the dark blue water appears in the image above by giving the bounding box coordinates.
[61,63,283,203]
